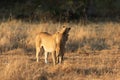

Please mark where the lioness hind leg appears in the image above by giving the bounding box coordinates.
[44,51,48,64]
[36,47,40,62]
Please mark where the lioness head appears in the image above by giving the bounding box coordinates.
[62,26,71,41]
[59,26,71,34]
[55,26,71,44]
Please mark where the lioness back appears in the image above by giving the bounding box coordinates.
[36,32,56,52]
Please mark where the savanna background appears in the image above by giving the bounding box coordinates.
[0,0,120,80]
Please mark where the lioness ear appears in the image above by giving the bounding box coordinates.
[68,27,71,31]
[62,26,66,28]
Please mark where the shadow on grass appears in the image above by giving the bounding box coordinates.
[45,67,114,79]
[67,37,109,53]
[73,67,113,76]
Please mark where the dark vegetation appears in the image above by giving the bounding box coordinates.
[0,1,120,80]
[0,0,120,22]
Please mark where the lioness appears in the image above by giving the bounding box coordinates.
[35,26,70,65]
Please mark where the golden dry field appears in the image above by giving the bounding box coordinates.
[0,20,120,80]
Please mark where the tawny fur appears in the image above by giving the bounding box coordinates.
[35,26,70,65]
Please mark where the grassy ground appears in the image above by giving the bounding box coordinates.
[0,20,120,80]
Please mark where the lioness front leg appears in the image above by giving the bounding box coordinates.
[56,47,62,64]
[52,51,56,65]
[58,56,62,64]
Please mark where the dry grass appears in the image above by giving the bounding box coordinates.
[0,20,120,80]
